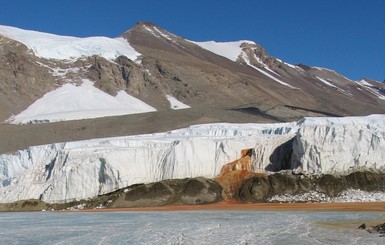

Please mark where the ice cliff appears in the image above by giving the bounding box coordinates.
[292,115,385,173]
[0,115,384,203]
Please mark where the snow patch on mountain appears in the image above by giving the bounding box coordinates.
[142,24,177,40]
[0,25,140,61]
[241,52,296,88]
[254,66,296,88]
[192,40,255,62]
[312,66,354,84]
[358,79,374,87]
[8,79,156,124]
[356,79,385,100]
[316,76,338,88]
[276,59,301,70]
[194,40,297,89]
[315,76,352,96]
[166,95,191,110]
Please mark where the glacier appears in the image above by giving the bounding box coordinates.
[0,25,140,61]
[0,114,385,203]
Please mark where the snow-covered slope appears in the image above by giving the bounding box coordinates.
[8,79,156,124]
[165,95,191,110]
[356,79,385,101]
[0,25,140,61]
[193,40,297,88]
[1,115,384,203]
[192,40,255,62]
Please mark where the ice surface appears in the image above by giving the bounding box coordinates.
[165,95,191,110]
[292,115,385,174]
[8,79,156,124]
[0,211,383,244]
[1,115,385,202]
[0,25,140,61]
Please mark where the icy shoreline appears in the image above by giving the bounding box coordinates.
[269,189,385,203]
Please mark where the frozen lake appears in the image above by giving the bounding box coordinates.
[0,210,384,244]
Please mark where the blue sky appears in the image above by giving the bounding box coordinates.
[0,0,384,81]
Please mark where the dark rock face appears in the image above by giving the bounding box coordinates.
[0,199,48,211]
[239,171,385,202]
[120,182,174,207]
[3,171,385,211]
[268,173,300,195]
[0,37,56,120]
[239,173,306,202]
[316,174,346,197]
[238,176,271,202]
[360,223,385,237]
[368,223,385,236]
[110,177,222,208]
[344,172,385,192]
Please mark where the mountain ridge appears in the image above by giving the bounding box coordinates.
[0,22,384,150]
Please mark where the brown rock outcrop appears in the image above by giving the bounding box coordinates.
[216,148,265,199]
[108,177,222,208]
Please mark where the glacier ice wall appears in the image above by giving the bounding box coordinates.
[291,115,385,173]
[1,115,385,203]
[0,123,296,203]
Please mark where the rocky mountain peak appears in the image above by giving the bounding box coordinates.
[124,21,179,41]
[135,21,157,27]
[237,41,278,68]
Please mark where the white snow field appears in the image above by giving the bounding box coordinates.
[1,114,385,203]
[193,40,297,88]
[192,40,254,61]
[165,95,191,110]
[8,79,156,124]
[0,25,140,61]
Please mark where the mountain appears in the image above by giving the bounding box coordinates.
[1,22,385,125]
[0,22,384,154]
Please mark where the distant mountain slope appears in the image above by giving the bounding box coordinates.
[0,22,384,128]
[123,22,385,119]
